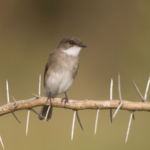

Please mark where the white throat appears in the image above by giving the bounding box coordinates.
[62,46,82,57]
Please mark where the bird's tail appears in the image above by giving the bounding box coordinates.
[38,106,53,121]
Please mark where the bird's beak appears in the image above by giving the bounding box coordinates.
[79,44,87,48]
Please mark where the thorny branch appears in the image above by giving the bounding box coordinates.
[0,74,150,148]
[0,97,150,116]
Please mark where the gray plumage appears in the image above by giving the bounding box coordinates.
[39,37,86,121]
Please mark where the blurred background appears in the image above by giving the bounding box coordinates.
[0,0,150,149]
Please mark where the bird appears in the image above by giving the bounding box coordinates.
[38,37,87,121]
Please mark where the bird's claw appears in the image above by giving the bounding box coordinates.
[61,97,68,105]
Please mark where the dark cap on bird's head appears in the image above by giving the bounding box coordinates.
[57,37,87,50]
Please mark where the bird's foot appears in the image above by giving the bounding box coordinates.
[46,92,54,106]
[61,93,68,105]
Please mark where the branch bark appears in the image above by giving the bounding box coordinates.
[0,97,150,116]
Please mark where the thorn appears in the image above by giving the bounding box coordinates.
[94,104,100,136]
[12,96,16,102]
[132,79,145,101]
[94,103,100,109]
[76,111,84,131]
[31,108,45,120]
[38,74,41,96]
[110,78,113,123]
[44,106,51,121]
[12,112,21,123]
[125,112,134,143]
[112,102,123,119]
[28,97,36,101]
[71,111,76,141]
[6,82,21,123]
[113,74,123,119]
[144,76,150,101]
[110,109,112,123]
[6,80,10,103]
[30,93,40,98]
[0,135,4,150]
[12,96,17,109]
[26,110,30,136]
[118,74,122,101]
[132,113,135,120]
[110,78,113,100]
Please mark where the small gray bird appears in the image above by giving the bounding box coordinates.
[38,37,87,121]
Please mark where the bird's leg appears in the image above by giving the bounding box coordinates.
[61,92,68,105]
[46,92,53,106]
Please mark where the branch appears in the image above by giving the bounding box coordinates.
[1,75,150,145]
[0,97,150,116]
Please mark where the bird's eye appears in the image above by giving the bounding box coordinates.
[69,41,75,45]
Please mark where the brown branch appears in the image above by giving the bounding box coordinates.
[0,97,150,116]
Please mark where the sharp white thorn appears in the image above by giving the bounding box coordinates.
[6,80,10,103]
[45,106,51,121]
[26,110,30,136]
[38,74,41,96]
[110,78,113,100]
[0,135,4,150]
[71,111,76,141]
[144,76,150,100]
[118,74,122,101]
[132,80,145,101]
[30,92,39,97]
[110,79,113,122]
[112,74,123,118]
[112,102,123,118]
[125,112,134,143]
[12,96,16,102]
[94,109,100,136]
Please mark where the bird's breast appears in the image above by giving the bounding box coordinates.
[44,69,74,96]
[44,54,79,97]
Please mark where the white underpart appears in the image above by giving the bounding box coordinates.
[44,71,74,97]
[62,46,82,57]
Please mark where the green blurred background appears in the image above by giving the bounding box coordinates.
[0,0,150,149]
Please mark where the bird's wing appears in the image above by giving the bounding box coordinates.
[44,53,54,86]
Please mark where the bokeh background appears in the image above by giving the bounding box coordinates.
[0,0,150,149]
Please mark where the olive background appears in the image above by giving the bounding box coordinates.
[0,0,150,150]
